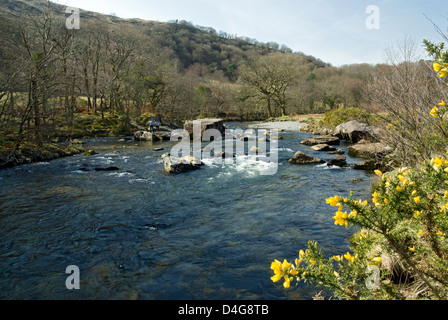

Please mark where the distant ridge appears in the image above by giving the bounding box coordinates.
[0,0,330,75]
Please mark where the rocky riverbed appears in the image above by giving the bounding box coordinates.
[0,120,374,300]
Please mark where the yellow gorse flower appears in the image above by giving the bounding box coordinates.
[372,257,382,264]
[333,255,343,262]
[440,68,448,78]
[326,196,341,207]
[431,106,439,118]
[270,273,282,283]
[372,192,381,207]
[283,276,293,289]
[344,252,356,263]
[434,62,443,71]
[271,259,297,285]
[431,157,448,169]
[282,259,291,270]
[270,260,283,282]
[333,211,348,228]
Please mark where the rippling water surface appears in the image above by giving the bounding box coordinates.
[0,122,373,300]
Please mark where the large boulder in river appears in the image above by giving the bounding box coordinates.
[353,159,377,171]
[249,146,264,155]
[327,156,347,167]
[289,151,325,165]
[348,142,393,160]
[184,119,225,141]
[300,135,340,146]
[162,153,204,174]
[134,131,172,142]
[134,131,157,142]
[333,120,381,143]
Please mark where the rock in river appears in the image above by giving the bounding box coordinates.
[353,160,377,171]
[300,135,340,146]
[134,131,171,142]
[95,166,120,172]
[163,153,204,174]
[134,131,155,142]
[348,142,393,160]
[333,120,381,143]
[184,119,225,141]
[249,146,264,154]
[289,151,325,165]
[310,144,337,152]
[327,156,347,167]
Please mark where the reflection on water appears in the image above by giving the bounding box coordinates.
[0,122,373,300]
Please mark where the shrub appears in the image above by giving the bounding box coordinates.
[271,165,448,300]
[320,106,381,129]
[270,42,448,300]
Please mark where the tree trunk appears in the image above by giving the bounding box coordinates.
[266,97,273,119]
[31,78,41,145]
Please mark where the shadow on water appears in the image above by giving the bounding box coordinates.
[0,121,373,300]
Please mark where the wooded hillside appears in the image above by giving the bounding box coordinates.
[0,0,377,146]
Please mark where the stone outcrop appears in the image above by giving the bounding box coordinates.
[162,153,204,174]
[134,131,154,141]
[353,160,377,171]
[310,144,337,152]
[299,121,394,172]
[289,151,325,165]
[327,156,347,167]
[300,135,340,146]
[249,146,264,154]
[333,120,381,143]
[134,131,171,142]
[348,142,393,160]
[184,119,225,141]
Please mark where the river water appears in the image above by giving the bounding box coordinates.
[0,122,373,300]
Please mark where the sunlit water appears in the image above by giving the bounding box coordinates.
[0,122,373,300]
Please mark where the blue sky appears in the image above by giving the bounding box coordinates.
[56,0,447,66]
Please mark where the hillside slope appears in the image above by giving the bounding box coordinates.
[0,0,328,78]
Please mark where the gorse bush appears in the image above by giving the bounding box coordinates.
[270,42,448,300]
[320,106,382,129]
[271,163,448,300]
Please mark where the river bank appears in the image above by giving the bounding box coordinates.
[0,141,85,170]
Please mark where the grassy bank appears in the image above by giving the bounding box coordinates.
[0,140,85,169]
[0,111,139,169]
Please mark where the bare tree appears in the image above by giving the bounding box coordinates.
[367,36,448,166]
[239,52,307,118]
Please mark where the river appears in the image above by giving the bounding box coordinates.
[0,121,373,300]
